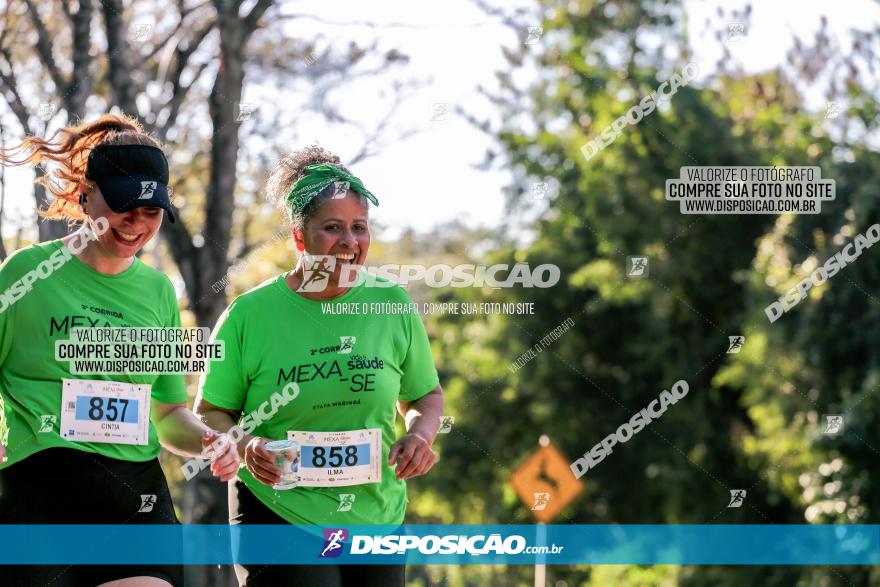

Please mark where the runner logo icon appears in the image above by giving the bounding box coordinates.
[139,181,157,199]
[138,494,157,513]
[627,256,649,277]
[429,103,450,122]
[727,23,745,43]
[727,336,745,353]
[531,492,550,511]
[338,336,356,354]
[823,414,844,436]
[524,25,543,45]
[298,255,336,292]
[320,528,348,558]
[331,181,349,199]
[337,494,355,512]
[438,416,455,434]
[727,489,746,508]
[38,414,57,432]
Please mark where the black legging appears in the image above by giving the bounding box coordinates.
[228,480,406,587]
[0,447,183,586]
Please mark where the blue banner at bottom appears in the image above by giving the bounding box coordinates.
[0,525,877,565]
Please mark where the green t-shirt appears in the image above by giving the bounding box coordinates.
[0,240,187,469]
[199,272,439,526]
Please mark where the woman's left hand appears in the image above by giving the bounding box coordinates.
[203,431,241,482]
[388,433,436,481]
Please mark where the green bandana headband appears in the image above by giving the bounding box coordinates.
[285,164,379,218]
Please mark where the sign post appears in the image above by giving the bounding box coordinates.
[510,436,584,586]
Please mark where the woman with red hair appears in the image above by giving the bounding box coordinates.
[0,114,239,587]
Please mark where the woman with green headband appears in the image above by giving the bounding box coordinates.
[195,146,445,586]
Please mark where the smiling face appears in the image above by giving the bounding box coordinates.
[83,185,164,257]
[293,191,370,281]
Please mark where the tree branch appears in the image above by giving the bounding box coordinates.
[348,87,422,164]
[157,20,216,137]
[275,12,492,30]
[0,48,33,133]
[143,21,186,63]
[242,0,274,34]
[159,59,212,134]
[470,0,531,33]
[22,0,67,95]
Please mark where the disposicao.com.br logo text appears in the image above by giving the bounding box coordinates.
[319,531,564,556]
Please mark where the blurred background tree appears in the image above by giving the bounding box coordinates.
[404,1,880,585]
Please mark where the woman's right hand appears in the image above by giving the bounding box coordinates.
[243,437,282,486]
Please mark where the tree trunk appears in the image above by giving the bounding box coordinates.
[67,0,94,119]
[21,0,94,243]
[180,5,271,585]
[100,0,139,116]
[35,170,70,242]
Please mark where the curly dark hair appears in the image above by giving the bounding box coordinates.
[265,145,370,232]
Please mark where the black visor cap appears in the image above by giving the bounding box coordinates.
[84,144,176,223]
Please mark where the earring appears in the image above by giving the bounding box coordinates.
[296,242,305,251]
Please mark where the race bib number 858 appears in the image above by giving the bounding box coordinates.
[289,428,381,487]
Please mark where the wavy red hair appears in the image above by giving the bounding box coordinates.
[0,114,161,222]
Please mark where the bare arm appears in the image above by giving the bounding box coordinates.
[153,399,240,481]
[152,399,212,457]
[193,396,281,486]
[397,385,445,443]
[193,397,249,458]
[389,384,445,480]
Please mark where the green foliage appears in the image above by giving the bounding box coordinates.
[404,1,880,585]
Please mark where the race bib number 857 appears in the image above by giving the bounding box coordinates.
[60,378,150,445]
